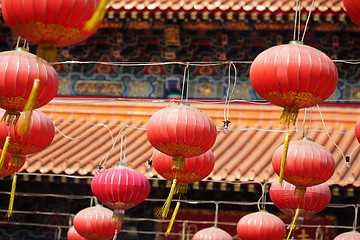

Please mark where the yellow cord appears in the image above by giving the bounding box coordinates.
[287,208,300,240]
[279,133,290,183]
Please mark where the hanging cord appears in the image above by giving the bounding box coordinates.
[180,62,190,104]
[222,62,237,134]
[119,131,127,163]
[293,0,300,41]
[186,63,190,103]
[257,182,267,211]
[316,105,346,163]
[301,0,315,42]
[353,204,359,231]
[55,226,62,240]
[214,201,219,227]
[297,0,301,41]
[309,107,312,139]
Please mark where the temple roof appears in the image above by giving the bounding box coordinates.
[22,99,360,187]
[108,0,345,13]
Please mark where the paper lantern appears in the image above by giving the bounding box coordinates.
[272,138,335,198]
[147,104,217,171]
[236,211,286,240]
[355,118,360,143]
[2,0,107,61]
[0,48,59,134]
[270,180,331,218]
[73,205,121,240]
[334,231,360,240]
[152,150,215,235]
[0,151,25,178]
[0,109,55,156]
[250,41,338,125]
[192,227,232,240]
[91,163,151,222]
[67,226,87,240]
[343,0,360,26]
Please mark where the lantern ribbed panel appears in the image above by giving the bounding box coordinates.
[0,49,59,112]
[146,105,217,158]
[0,152,25,178]
[250,42,338,109]
[270,180,331,217]
[152,150,215,183]
[0,110,55,155]
[334,231,360,240]
[343,0,360,26]
[272,139,335,188]
[192,227,232,240]
[236,211,286,240]
[67,226,87,240]
[91,165,151,212]
[73,205,120,240]
[2,0,101,46]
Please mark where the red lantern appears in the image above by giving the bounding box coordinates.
[334,231,360,240]
[272,139,335,198]
[270,180,331,218]
[355,118,360,143]
[0,109,55,155]
[236,211,286,240]
[67,226,87,240]
[91,163,151,222]
[73,205,121,240]
[152,150,215,235]
[0,151,25,178]
[147,104,217,170]
[0,48,59,131]
[2,0,107,61]
[250,41,338,124]
[343,0,360,26]
[192,227,232,240]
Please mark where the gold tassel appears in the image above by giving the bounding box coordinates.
[172,156,185,171]
[36,43,58,62]
[17,79,40,134]
[165,201,180,237]
[156,179,177,219]
[85,0,110,32]
[6,174,17,219]
[0,136,10,170]
[294,186,306,199]
[286,208,300,240]
[1,111,20,126]
[112,209,125,223]
[279,133,290,184]
[280,106,299,126]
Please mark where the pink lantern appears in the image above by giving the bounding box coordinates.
[334,231,360,240]
[272,138,335,198]
[237,211,286,240]
[270,180,331,218]
[73,205,121,240]
[67,226,87,240]
[91,163,151,222]
[192,227,232,240]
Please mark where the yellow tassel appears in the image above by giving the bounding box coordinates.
[1,111,20,126]
[172,156,185,171]
[111,210,125,223]
[6,174,17,219]
[36,43,58,62]
[85,0,110,32]
[0,136,10,170]
[286,208,300,240]
[165,201,180,237]
[156,179,177,219]
[294,186,306,199]
[280,107,299,126]
[279,133,290,184]
[18,79,40,134]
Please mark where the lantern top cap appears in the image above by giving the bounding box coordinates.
[116,162,128,167]
[15,47,29,52]
[288,40,303,45]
